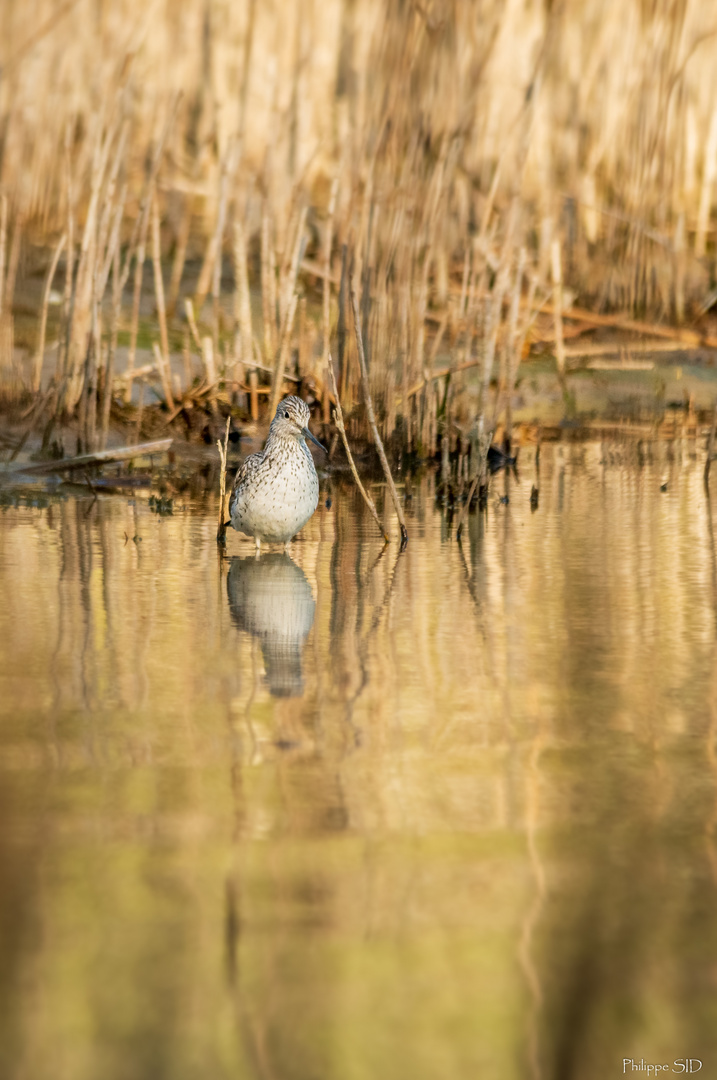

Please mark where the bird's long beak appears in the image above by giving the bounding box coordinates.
[303,426,326,452]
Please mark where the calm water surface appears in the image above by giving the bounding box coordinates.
[1,441,717,1080]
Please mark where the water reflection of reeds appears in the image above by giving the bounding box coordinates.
[0,443,716,1077]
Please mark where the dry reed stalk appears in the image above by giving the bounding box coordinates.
[458,248,470,322]
[705,404,717,489]
[550,239,566,379]
[269,290,299,415]
[322,177,340,422]
[501,247,526,444]
[278,205,299,327]
[201,336,216,410]
[124,185,152,404]
[99,246,121,450]
[168,198,192,315]
[350,277,407,547]
[58,131,75,386]
[66,113,120,413]
[95,120,128,282]
[284,206,307,317]
[184,298,202,351]
[33,232,66,394]
[122,96,181,405]
[673,213,686,325]
[260,210,275,360]
[134,381,146,442]
[195,233,217,316]
[182,329,192,388]
[248,368,259,420]
[212,142,239,354]
[328,354,387,541]
[151,196,171,367]
[696,109,717,259]
[298,297,308,377]
[268,234,278,351]
[232,219,253,376]
[0,195,7,320]
[269,209,306,414]
[97,184,127,303]
[216,415,231,544]
[337,244,348,401]
[481,236,512,416]
[3,210,23,316]
[152,341,175,410]
[400,284,411,452]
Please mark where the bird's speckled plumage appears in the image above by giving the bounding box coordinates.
[229,396,323,548]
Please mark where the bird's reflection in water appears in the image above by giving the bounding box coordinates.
[226,554,315,697]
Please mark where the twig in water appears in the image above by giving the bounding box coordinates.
[327,354,388,543]
[455,476,479,541]
[350,276,408,549]
[216,416,231,544]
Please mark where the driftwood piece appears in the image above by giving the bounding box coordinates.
[7,438,173,475]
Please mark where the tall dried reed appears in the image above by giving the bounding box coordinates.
[1,0,716,455]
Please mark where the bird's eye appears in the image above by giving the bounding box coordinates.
[284,411,290,419]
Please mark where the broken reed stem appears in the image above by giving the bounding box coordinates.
[33,232,66,393]
[216,415,231,544]
[350,275,408,548]
[327,354,388,542]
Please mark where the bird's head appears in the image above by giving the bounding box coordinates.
[270,395,325,451]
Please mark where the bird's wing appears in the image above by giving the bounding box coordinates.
[228,451,263,515]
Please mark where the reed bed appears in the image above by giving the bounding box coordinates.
[2,0,717,478]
